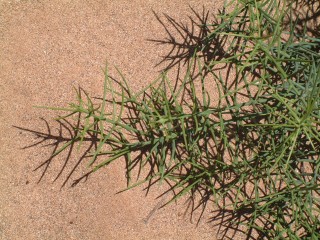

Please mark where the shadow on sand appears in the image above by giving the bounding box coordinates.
[16,3,320,240]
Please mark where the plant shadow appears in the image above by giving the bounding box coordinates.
[289,0,320,37]
[14,90,100,188]
[149,6,231,82]
[16,3,320,240]
[15,6,265,240]
[145,4,320,239]
[16,77,262,240]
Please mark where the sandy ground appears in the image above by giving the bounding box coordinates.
[0,0,237,239]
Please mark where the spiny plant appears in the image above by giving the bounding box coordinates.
[37,0,320,239]
[197,0,320,238]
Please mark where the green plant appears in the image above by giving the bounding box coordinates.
[202,0,320,237]
[38,0,320,238]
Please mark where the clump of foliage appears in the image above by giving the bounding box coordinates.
[40,0,320,238]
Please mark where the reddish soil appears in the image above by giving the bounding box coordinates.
[0,0,240,239]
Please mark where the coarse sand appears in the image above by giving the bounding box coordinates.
[0,0,250,239]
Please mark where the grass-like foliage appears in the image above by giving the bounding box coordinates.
[38,0,320,238]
